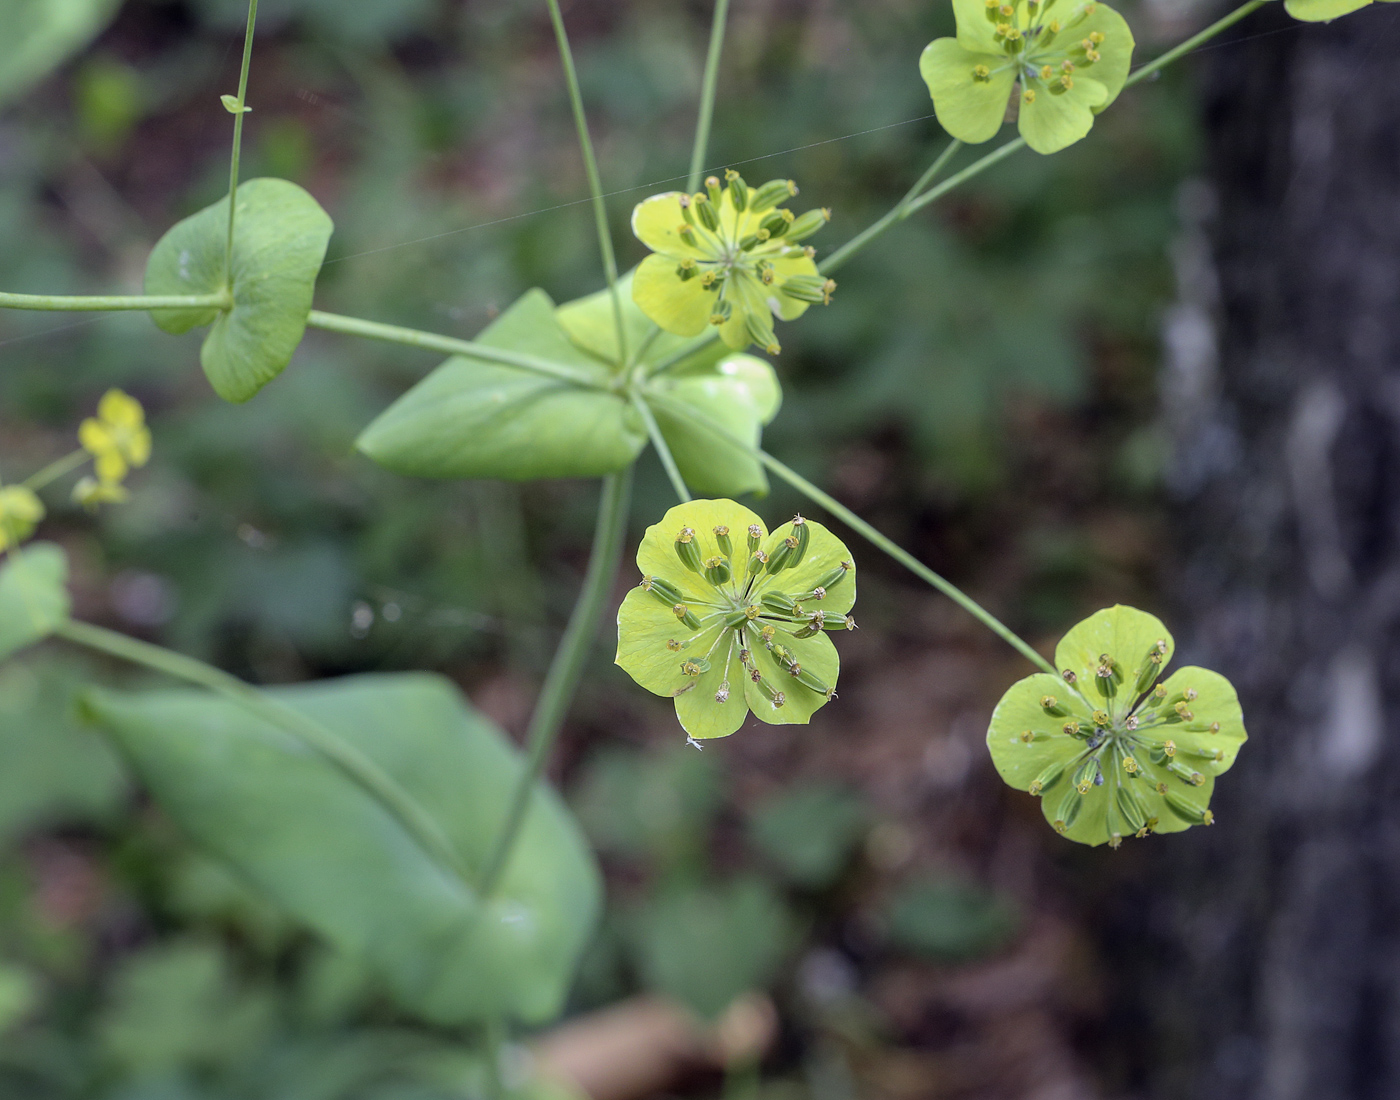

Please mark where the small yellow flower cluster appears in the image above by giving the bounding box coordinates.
[0,485,44,552]
[75,389,151,510]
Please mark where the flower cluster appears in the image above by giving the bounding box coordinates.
[616,499,856,741]
[986,606,1247,847]
[630,172,834,355]
[0,484,44,552]
[920,0,1134,155]
[76,389,151,508]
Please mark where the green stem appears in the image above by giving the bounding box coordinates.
[903,138,1026,218]
[304,310,604,389]
[0,292,230,312]
[55,618,476,890]
[483,1018,506,1100]
[22,450,88,492]
[687,0,732,194]
[820,139,962,275]
[1124,0,1267,88]
[478,467,634,898]
[544,0,627,365]
[647,395,1056,675]
[631,391,691,503]
[226,0,260,288]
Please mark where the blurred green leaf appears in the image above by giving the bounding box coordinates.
[0,0,122,108]
[357,289,647,481]
[74,55,144,153]
[0,543,70,662]
[633,878,790,1019]
[748,782,868,889]
[81,672,601,1026]
[144,178,334,403]
[0,962,38,1036]
[885,876,1018,961]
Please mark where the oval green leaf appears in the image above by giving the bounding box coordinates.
[0,542,70,662]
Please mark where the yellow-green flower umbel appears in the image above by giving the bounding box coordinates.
[616,499,856,741]
[986,605,1246,847]
[0,484,44,552]
[920,0,1135,155]
[630,173,834,355]
[79,389,151,486]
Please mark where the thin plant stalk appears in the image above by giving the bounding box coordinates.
[647,394,1057,676]
[0,292,230,312]
[687,0,733,193]
[55,618,477,890]
[477,467,634,897]
[1124,0,1267,87]
[225,0,260,288]
[544,0,628,364]
[630,391,692,502]
[21,450,88,492]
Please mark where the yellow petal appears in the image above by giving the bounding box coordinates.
[79,418,115,457]
[632,253,718,338]
[94,451,129,484]
[98,388,145,430]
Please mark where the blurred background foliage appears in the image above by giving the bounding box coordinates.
[0,0,1207,1095]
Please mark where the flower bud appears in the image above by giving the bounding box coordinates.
[675,527,703,572]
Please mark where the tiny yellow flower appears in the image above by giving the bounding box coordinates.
[0,485,45,551]
[72,476,130,511]
[79,389,151,485]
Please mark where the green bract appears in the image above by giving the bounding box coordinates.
[0,543,70,663]
[920,0,1135,156]
[145,178,334,404]
[630,172,834,354]
[1284,0,1397,19]
[358,272,783,496]
[986,605,1246,847]
[615,499,856,741]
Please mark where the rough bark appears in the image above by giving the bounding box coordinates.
[1147,5,1400,1097]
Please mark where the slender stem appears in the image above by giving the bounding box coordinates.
[1124,0,1267,88]
[648,395,1056,675]
[225,0,260,288]
[903,138,1027,218]
[0,292,230,312]
[483,1018,506,1100]
[305,310,605,389]
[544,0,628,365]
[631,391,691,503]
[820,139,962,276]
[478,467,634,897]
[55,618,476,890]
[22,450,88,492]
[687,0,732,193]
[648,330,719,377]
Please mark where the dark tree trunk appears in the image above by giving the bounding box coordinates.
[1146,5,1400,1097]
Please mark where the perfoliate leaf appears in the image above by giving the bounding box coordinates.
[0,0,121,108]
[0,543,70,662]
[356,289,646,480]
[986,605,1246,847]
[144,178,334,403]
[81,672,601,1026]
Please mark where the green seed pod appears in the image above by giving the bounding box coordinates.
[755,676,786,708]
[713,525,733,559]
[694,192,720,232]
[1027,757,1071,797]
[723,609,751,630]
[747,549,768,576]
[747,524,762,553]
[1040,695,1068,717]
[705,175,723,207]
[1052,787,1083,833]
[822,614,856,632]
[725,169,748,211]
[676,258,698,281]
[738,231,769,251]
[766,539,794,575]
[680,657,712,677]
[1072,757,1101,794]
[750,178,798,213]
[673,603,701,630]
[1116,783,1148,832]
[761,592,798,617]
[704,556,732,586]
[759,210,793,239]
[675,527,703,573]
[745,310,779,355]
[790,515,810,566]
[1167,761,1205,786]
[645,575,685,606]
[814,562,852,593]
[1163,789,1212,825]
[785,207,831,242]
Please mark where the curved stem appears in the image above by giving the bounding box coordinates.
[648,394,1056,675]
[22,450,88,492]
[305,309,605,389]
[902,138,1027,219]
[631,391,692,502]
[687,0,732,194]
[820,139,961,276]
[478,467,634,897]
[226,0,260,287]
[55,618,476,891]
[0,292,230,312]
[544,0,628,365]
[1124,0,1267,88]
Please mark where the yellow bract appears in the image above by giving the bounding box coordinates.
[0,486,45,552]
[79,389,151,486]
